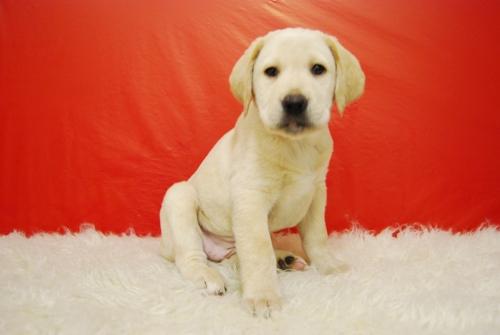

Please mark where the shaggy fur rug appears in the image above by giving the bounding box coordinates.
[1,225,499,335]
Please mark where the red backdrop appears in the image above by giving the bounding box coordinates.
[1,0,499,235]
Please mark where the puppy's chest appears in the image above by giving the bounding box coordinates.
[268,171,318,231]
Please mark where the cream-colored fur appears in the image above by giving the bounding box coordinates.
[160,28,365,317]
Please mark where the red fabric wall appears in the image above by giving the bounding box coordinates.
[1,0,499,235]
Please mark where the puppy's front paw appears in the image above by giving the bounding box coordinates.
[243,290,281,318]
[317,261,349,275]
[312,255,349,275]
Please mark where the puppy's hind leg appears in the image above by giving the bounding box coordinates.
[160,181,226,295]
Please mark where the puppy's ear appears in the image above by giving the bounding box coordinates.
[324,35,365,115]
[229,37,264,111]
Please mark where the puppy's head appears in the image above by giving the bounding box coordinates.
[230,28,365,137]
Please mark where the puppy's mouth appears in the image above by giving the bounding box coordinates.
[278,117,311,135]
[281,120,307,134]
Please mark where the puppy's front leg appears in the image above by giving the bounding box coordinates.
[299,184,348,275]
[232,191,281,317]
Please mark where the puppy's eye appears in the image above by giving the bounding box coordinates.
[311,64,326,75]
[264,66,279,77]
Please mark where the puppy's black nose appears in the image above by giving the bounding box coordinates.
[282,94,308,116]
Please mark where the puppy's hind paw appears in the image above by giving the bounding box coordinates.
[275,250,308,271]
[191,267,227,296]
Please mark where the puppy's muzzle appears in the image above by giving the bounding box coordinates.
[280,94,310,134]
[282,94,308,116]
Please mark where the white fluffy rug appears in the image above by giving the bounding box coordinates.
[1,225,499,335]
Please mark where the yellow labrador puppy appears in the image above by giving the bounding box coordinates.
[160,28,365,317]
